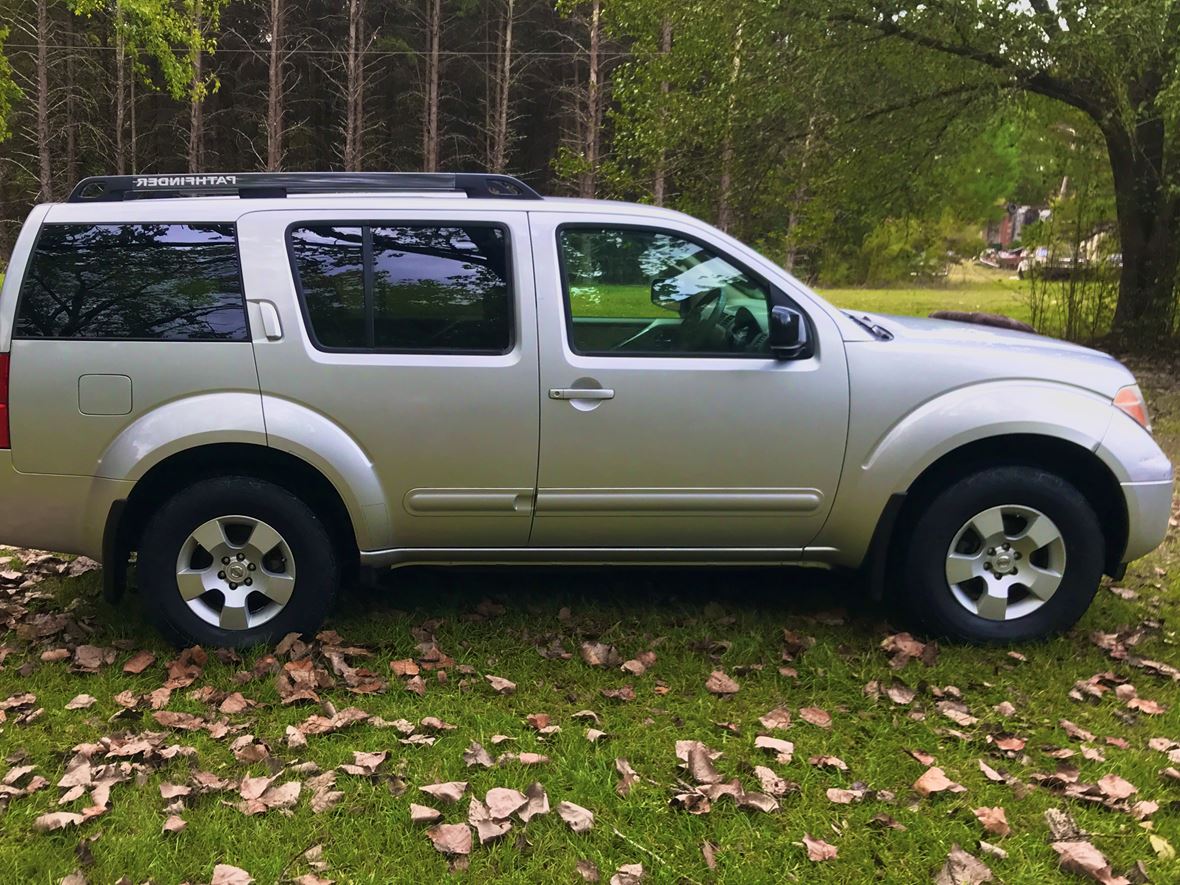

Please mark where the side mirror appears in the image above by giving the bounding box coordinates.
[768,305,810,359]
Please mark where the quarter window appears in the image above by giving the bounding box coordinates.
[289,223,512,353]
[15,223,248,340]
[558,226,773,356]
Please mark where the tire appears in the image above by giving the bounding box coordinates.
[903,465,1104,642]
[138,475,339,648]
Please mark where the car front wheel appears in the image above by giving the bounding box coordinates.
[138,476,339,648]
[904,465,1105,642]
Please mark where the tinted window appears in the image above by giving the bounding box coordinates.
[290,223,512,353]
[371,226,510,351]
[16,223,248,340]
[558,226,771,356]
[288,226,366,348]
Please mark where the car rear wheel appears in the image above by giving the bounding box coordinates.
[903,466,1105,642]
[139,476,338,648]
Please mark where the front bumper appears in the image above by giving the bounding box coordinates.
[1121,479,1174,563]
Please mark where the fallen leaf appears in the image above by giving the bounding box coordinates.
[913,767,966,797]
[463,741,494,768]
[558,801,594,833]
[1149,834,1175,861]
[827,787,866,804]
[705,671,739,696]
[1096,773,1137,801]
[210,865,254,885]
[33,812,85,832]
[122,650,156,674]
[580,642,620,668]
[809,754,848,771]
[758,707,791,730]
[972,806,1010,836]
[64,694,96,710]
[420,781,468,804]
[615,758,640,796]
[468,797,512,844]
[934,844,993,884]
[754,734,794,764]
[755,765,791,796]
[1051,840,1130,885]
[427,823,472,856]
[162,815,186,834]
[576,859,600,882]
[410,803,442,824]
[519,782,550,822]
[869,813,906,830]
[485,787,528,819]
[609,862,644,885]
[485,674,516,694]
[802,833,837,862]
[799,707,831,728]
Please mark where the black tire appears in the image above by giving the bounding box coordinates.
[138,475,339,648]
[903,466,1104,642]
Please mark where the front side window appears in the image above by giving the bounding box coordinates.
[289,223,512,353]
[15,223,248,340]
[558,226,772,356]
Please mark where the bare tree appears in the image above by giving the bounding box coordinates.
[575,0,602,198]
[187,0,205,172]
[486,0,516,172]
[420,0,441,171]
[652,18,671,206]
[113,2,127,175]
[342,0,369,171]
[717,19,744,233]
[34,0,52,200]
[265,0,286,169]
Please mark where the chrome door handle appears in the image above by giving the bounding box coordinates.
[549,388,615,401]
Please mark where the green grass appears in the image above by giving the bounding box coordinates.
[1,281,1177,885]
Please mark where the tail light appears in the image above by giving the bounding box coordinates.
[0,353,8,448]
[1113,384,1151,432]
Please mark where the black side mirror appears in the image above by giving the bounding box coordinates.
[768,305,810,359]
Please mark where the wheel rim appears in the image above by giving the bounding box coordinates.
[175,515,296,631]
[944,504,1066,621]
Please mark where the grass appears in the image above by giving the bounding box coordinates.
[1,283,1178,885]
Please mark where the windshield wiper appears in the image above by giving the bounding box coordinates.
[844,312,893,340]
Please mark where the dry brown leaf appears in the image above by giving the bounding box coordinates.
[809,754,848,771]
[827,787,866,804]
[972,806,1010,836]
[557,801,594,833]
[580,642,621,668]
[410,803,441,824]
[33,811,86,832]
[686,742,723,784]
[799,706,832,728]
[162,814,186,834]
[913,766,966,797]
[64,694,96,710]
[705,671,739,696]
[468,798,512,844]
[616,758,639,797]
[485,787,528,819]
[753,735,794,764]
[934,844,993,884]
[978,759,1005,782]
[210,865,254,885]
[1051,841,1130,885]
[908,749,937,766]
[485,674,516,694]
[462,740,494,769]
[610,863,644,885]
[420,781,468,804]
[519,782,550,822]
[427,823,472,856]
[869,813,906,830]
[576,859,600,882]
[758,707,791,730]
[1096,773,1137,800]
[802,833,838,862]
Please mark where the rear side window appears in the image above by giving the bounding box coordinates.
[15,223,248,340]
[288,223,512,353]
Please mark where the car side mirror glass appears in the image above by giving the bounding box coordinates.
[768,305,810,359]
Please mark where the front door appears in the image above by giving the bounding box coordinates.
[529,213,850,552]
[242,208,539,550]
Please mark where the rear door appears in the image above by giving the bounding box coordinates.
[7,216,262,477]
[528,212,850,551]
[242,208,539,550]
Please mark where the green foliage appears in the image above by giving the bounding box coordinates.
[0,27,21,143]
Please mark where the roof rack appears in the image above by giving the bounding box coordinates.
[66,172,543,203]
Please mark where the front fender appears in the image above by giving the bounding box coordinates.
[811,381,1116,567]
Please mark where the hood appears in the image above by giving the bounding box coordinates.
[849,312,1135,398]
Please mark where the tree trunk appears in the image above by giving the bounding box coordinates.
[1106,122,1180,339]
[578,0,601,199]
[717,21,744,233]
[652,19,671,206]
[489,0,514,173]
[422,0,441,172]
[266,0,285,170]
[187,0,204,173]
[342,0,365,171]
[35,0,52,201]
[64,13,78,186]
[114,4,126,176]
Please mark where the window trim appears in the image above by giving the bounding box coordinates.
[12,221,251,343]
[554,222,810,360]
[285,220,517,356]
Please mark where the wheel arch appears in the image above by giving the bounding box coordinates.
[107,443,361,600]
[882,434,1128,587]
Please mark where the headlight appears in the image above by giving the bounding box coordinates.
[1114,384,1151,432]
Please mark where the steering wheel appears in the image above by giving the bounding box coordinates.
[678,287,727,352]
[729,306,764,352]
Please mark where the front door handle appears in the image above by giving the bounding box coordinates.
[549,388,615,401]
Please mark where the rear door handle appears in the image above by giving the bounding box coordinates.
[549,388,615,401]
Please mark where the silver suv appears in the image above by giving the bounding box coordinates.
[0,173,1171,647]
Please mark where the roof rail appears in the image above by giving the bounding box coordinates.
[66,172,544,203]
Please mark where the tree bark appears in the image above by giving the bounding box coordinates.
[422,0,441,172]
[35,0,52,201]
[266,0,285,170]
[717,21,744,233]
[187,0,204,173]
[652,19,671,206]
[1106,122,1180,338]
[488,0,514,173]
[113,4,126,176]
[343,0,365,171]
[64,12,78,186]
[578,0,601,199]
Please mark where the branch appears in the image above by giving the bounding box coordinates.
[829,11,1109,123]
